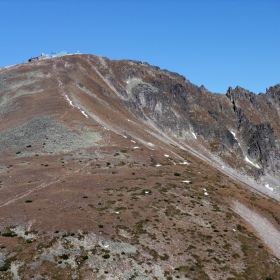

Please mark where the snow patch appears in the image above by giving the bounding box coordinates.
[230,131,236,138]
[179,161,189,165]
[265,184,273,192]
[81,111,89,118]
[148,142,155,147]
[192,132,197,139]
[131,140,136,143]
[156,164,161,167]
[164,154,170,158]
[182,180,191,183]
[231,131,241,146]
[64,94,89,118]
[133,146,139,149]
[65,95,74,107]
[245,156,260,169]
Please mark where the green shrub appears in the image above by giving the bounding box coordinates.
[2,232,17,237]
[159,253,169,260]
[60,254,69,260]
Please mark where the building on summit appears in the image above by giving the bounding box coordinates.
[28,54,47,62]
[28,51,68,62]
[50,51,68,57]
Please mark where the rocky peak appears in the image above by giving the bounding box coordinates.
[226,86,257,106]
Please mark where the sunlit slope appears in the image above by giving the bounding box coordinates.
[0,54,280,279]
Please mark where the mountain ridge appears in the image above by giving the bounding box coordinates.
[0,54,280,279]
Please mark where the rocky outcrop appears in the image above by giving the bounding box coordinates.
[111,58,280,181]
[225,85,280,180]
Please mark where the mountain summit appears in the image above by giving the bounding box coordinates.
[0,54,280,279]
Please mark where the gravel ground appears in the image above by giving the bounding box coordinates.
[0,115,102,155]
[233,200,280,259]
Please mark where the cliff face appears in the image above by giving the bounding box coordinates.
[102,57,280,185]
[225,85,280,180]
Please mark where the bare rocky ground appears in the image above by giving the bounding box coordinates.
[0,55,279,279]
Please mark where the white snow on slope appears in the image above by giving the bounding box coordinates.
[81,111,89,118]
[179,161,189,165]
[192,132,197,139]
[230,131,241,146]
[245,156,260,169]
[265,184,273,191]
[65,95,74,107]
[231,132,260,168]
[230,131,237,139]
[64,94,89,118]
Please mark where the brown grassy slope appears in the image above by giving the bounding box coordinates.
[0,55,279,279]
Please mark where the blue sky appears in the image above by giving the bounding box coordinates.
[1,0,279,94]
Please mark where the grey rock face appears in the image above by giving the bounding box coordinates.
[0,253,5,269]
[107,58,280,181]
[225,85,280,180]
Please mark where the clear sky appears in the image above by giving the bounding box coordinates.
[1,0,279,94]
